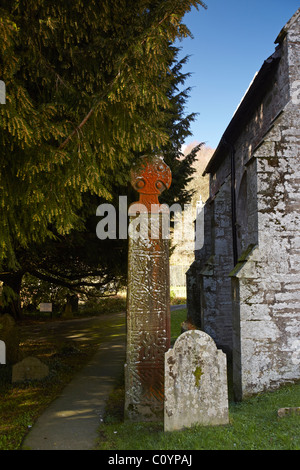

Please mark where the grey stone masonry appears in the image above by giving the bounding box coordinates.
[187,8,300,400]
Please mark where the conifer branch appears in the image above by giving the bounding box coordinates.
[57,10,187,151]
[59,106,95,150]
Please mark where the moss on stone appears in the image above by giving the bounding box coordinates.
[193,366,203,387]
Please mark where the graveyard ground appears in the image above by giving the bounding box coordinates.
[94,310,300,451]
[0,297,128,450]
[96,378,300,450]
[0,301,299,450]
[0,298,185,450]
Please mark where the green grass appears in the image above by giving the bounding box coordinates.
[78,295,127,317]
[22,294,127,320]
[96,308,300,451]
[0,305,186,450]
[96,381,300,450]
[170,308,187,344]
[96,380,300,451]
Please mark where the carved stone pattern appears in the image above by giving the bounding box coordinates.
[125,156,171,421]
[130,156,172,210]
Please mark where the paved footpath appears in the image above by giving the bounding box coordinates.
[21,305,186,450]
[22,314,126,450]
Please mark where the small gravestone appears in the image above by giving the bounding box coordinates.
[164,330,229,431]
[12,356,49,383]
[278,407,300,417]
[0,340,5,364]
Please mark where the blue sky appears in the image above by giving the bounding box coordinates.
[176,0,299,149]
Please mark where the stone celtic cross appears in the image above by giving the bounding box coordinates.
[129,156,172,212]
[125,155,172,421]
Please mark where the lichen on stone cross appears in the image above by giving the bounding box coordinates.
[130,156,172,213]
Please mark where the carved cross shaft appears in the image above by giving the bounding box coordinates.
[125,155,172,421]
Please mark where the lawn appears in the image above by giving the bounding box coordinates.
[96,378,300,450]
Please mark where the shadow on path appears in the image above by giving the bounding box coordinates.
[22,314,126,450]
[22,305,186,450]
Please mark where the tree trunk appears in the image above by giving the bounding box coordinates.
[0,272,24,321]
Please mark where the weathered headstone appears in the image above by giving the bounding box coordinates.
[12,356,49,383]
[124,156,172,421]
[164,330,229,431]
[0,340,5,364]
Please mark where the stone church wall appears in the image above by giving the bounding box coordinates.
[188,9,300,399]
[231,11,300,399]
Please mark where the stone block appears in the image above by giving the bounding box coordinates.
[12,356,49,383]
[277,407,300,417]
[0,340,5,364]
[164,330,229,432]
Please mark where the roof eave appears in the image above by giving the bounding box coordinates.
[203,51,281,176]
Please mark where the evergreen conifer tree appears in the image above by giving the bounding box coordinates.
[0,0,207,317]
